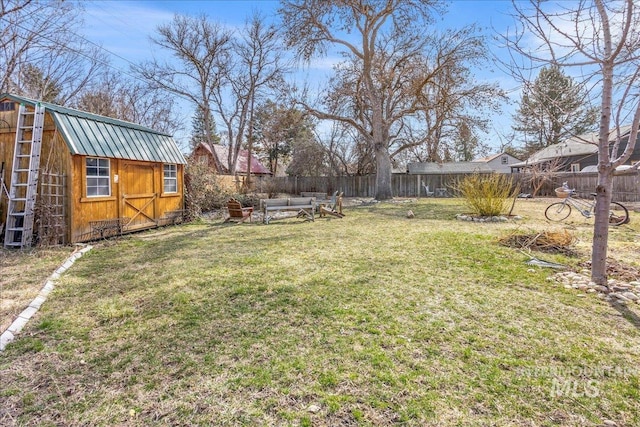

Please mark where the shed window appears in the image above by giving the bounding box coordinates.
[164,164,177,193]
[570,163,581,173]
[86,157,110,197]
[0,102,16,112]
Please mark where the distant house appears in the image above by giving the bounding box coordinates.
[510,127,640,173]
[192,142,271,176]
[407,153,520,175]
[0,93,186,246]
[473,152,522,173]
[407,161,496,175]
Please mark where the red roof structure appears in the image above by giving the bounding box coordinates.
[193,142,271,175]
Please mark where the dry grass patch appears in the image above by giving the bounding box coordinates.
[1,247,74,332]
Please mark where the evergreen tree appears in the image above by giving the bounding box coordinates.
[512,66,597,155]
[190,106,220,149]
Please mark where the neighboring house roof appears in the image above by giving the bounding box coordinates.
[407,161,495,174]
[474,153,501,162]
[473,152,522,163]
[1,93,186,164]
[511,127,633,168]
[197,142,271,175]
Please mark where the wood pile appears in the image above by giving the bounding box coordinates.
[498,230,578,256]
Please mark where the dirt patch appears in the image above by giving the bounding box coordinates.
[578,258,640,282]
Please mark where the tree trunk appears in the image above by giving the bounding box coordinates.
[203,105,224,173]
[374,144,393,200]
[591,172,614,286]
[245,95,255,191]
[591,8,614,287]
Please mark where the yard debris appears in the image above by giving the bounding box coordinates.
[526,257,567,269]
[498,230,578,256]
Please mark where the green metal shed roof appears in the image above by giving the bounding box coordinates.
[1,94,186,164]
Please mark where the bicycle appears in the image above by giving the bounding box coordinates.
[544,183,629,226]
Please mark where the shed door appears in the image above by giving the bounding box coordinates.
[121,162,157,230]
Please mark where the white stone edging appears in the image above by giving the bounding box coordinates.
[0,245,93,351]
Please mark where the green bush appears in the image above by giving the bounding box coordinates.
[456,173,517,217]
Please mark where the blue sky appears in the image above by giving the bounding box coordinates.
[80,0,523,153]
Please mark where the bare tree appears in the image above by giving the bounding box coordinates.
[0,0,105,104]
[211,13,287,184]
[139,14,232,172]
[280,0,503,199]
[0,0,32,17]
[316,121,371,176]
[504,0,640,286]
[388,26,504,163]
[520,157,563,197]
[75,70,182,135]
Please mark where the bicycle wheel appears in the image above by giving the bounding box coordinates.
[545,202,572,221]
[609,202,629,226]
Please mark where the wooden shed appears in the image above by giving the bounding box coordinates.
[0,93,186,247]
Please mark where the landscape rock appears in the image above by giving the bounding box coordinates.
[551,269,640,303]
[455,214,513,222]
[307,404,321,413]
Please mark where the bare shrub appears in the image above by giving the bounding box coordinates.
[520,157,563,197]
[184,159,231,219]
[455,173,518,217]
[261,177,281,199]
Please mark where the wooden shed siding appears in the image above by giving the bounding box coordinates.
[71,155,116,241]
[69,156,184,243]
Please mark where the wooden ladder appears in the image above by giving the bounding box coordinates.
[4,103,45,248]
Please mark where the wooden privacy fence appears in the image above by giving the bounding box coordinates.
[271,170,640,202]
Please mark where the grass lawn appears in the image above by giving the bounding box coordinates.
[1,198,639,426]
